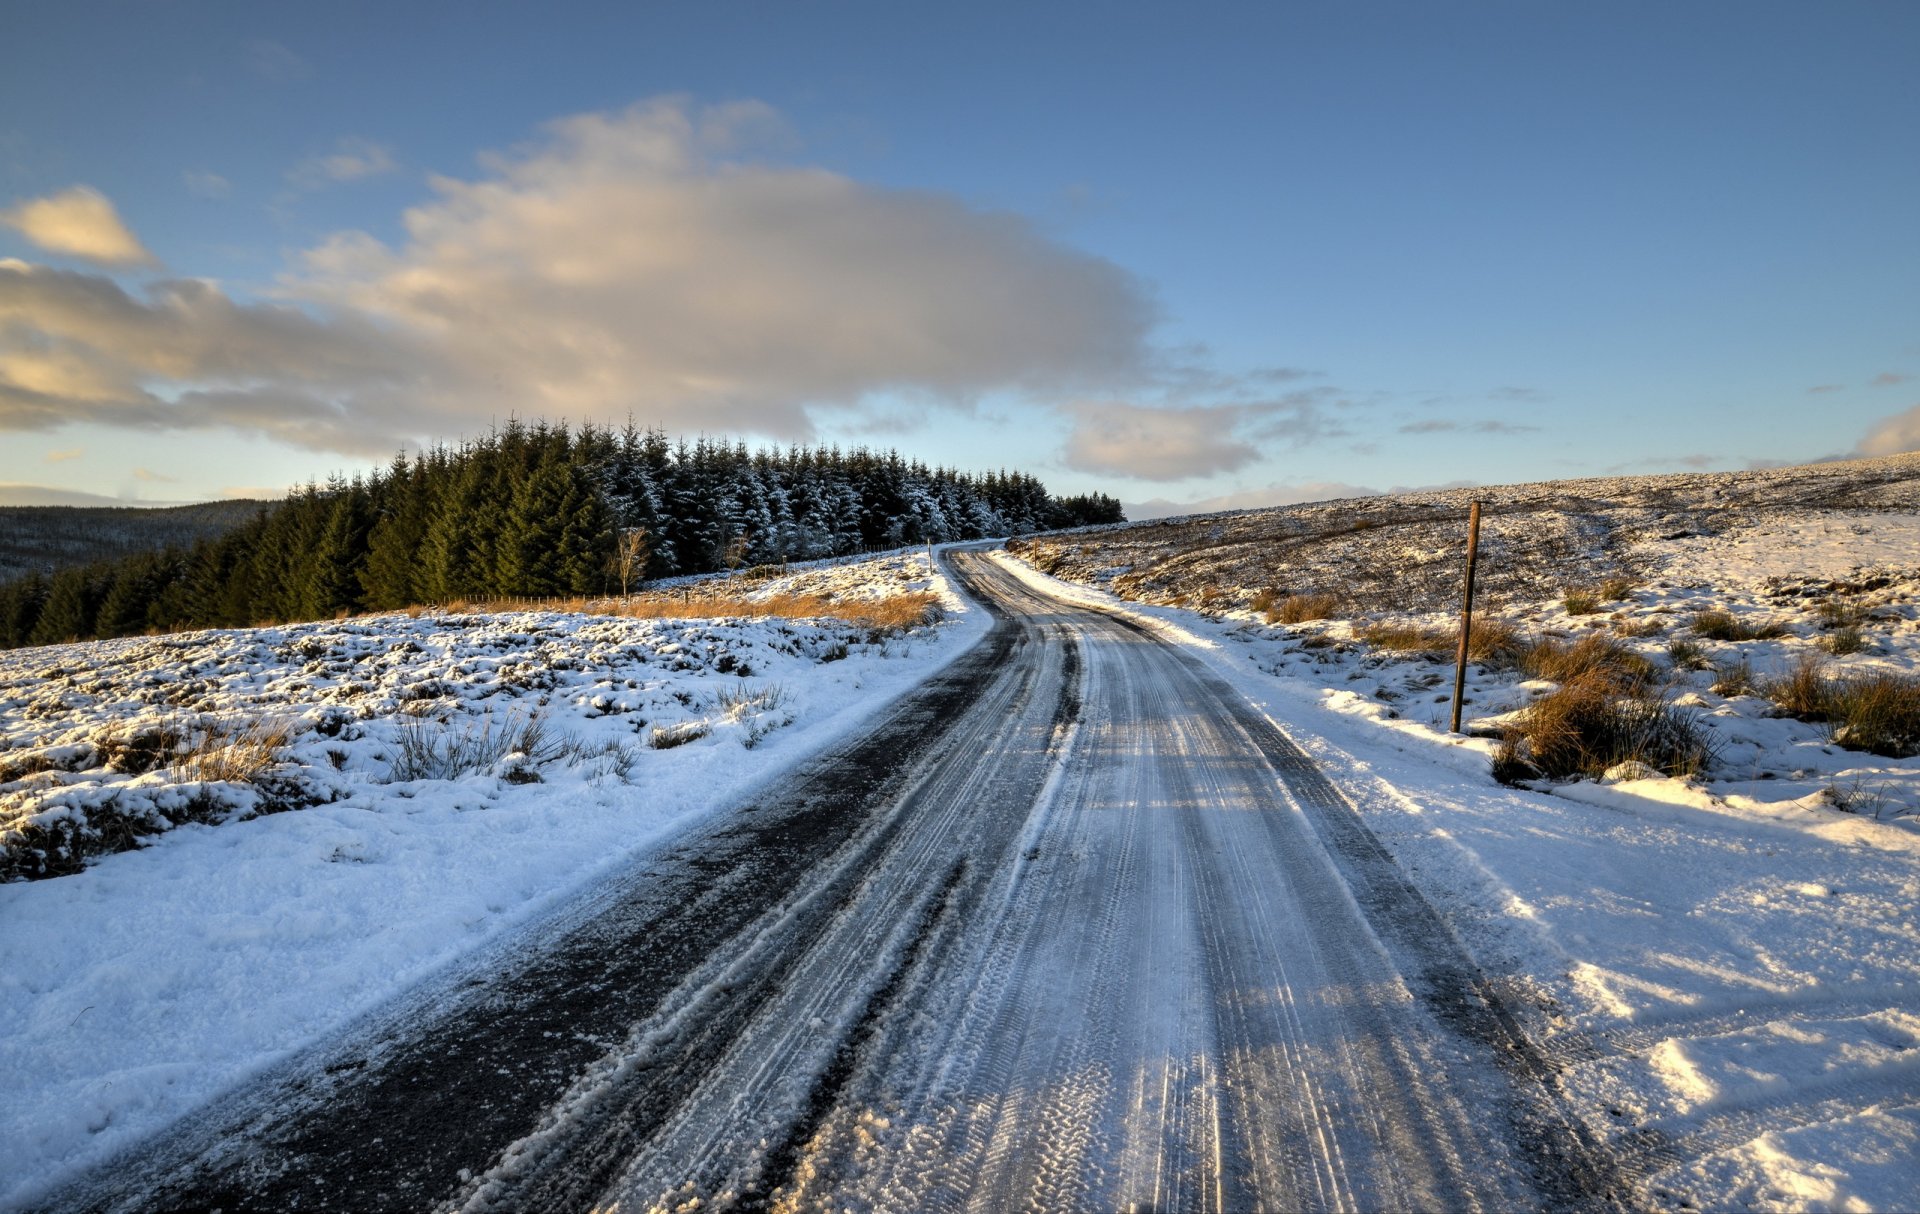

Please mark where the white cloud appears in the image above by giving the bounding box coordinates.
[0,98,1153,455]
[1,186,154,266]
[1857,403,1920,457]
[288,138,398,189]
[1060,393,1337,482]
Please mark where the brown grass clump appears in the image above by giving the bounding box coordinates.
[1563,590,1602,616]
[1690,610,1788,641]
[1357,621,1452,654]
[1758,658,1920,757]
[1813,597,1867,629]
[1823,626,1867,656]
[171,718,292,785]
[1600,576,1636,602]
[1764,655,1831,719]
[1519,633,1656,692]
[1827,675,1920,758]
[1666,638,1711,670]
[1711,658,1756,697]
[1494,674,1718,783]
[1263,591,1342,625]
[1357,616,1525,664]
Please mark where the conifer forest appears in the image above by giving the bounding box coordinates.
[0,422,1123,649]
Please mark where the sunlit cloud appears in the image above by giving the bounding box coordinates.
[1060,393,1338,481]
[1,186,155,266]
[1857,403,1920,457]
[42,447,83,463]
[132,467,177,483]
[0,98,1155,456]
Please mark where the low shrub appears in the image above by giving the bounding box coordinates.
[1495,674,1717,783]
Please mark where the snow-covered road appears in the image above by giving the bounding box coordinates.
[49,548,1614,1211]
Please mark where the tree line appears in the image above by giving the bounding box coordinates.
[0,421,1123,649]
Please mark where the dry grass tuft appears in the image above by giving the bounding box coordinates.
[171,719,292,785]
[1757,658,1920,757]
[1563,590,1602,616]
[1711,658,1757,697]
[1823,626,1867,656]
[1494,674,1718,783]
[1600,576,1636,602]
[1357,616,1524,664]
[1665,638,1711,671]
[1764,655,1831,719]
[1813,597,1867,629]
[1690,609,1789,641]
[1258,590,1342,625]
[1519,633,1656,692]
[1357,621,1452,654]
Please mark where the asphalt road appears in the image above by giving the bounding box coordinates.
[49,548,1621,1213]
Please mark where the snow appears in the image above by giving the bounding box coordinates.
[0,551,988,1212]
[989,535,1920,1213]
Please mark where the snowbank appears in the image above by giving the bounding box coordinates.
[0,552,988,1211]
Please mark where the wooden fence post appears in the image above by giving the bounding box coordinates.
[1449,500,1484,734]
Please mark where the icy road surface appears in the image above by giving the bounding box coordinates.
[51,549,1616,1212]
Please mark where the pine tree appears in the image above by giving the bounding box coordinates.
[304,480,374,618]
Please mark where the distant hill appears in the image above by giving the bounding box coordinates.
[0,501,270,585]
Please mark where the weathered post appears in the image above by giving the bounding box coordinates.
[1449,500,1484,734]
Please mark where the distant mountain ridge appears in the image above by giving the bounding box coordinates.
[0,501,270,586]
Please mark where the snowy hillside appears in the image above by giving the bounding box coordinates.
[0,551,985,1211]
[999,454,1920,1211]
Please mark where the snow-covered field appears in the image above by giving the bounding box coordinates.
[0,552,986,1212]
[998,462,1920,1211]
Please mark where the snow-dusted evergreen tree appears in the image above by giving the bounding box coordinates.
[0,420,1123,648]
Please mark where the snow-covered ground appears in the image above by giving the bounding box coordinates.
[0,552,986,1212]
[992,498,1920,1211]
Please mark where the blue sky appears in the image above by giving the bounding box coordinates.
[2,1,1917,515]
